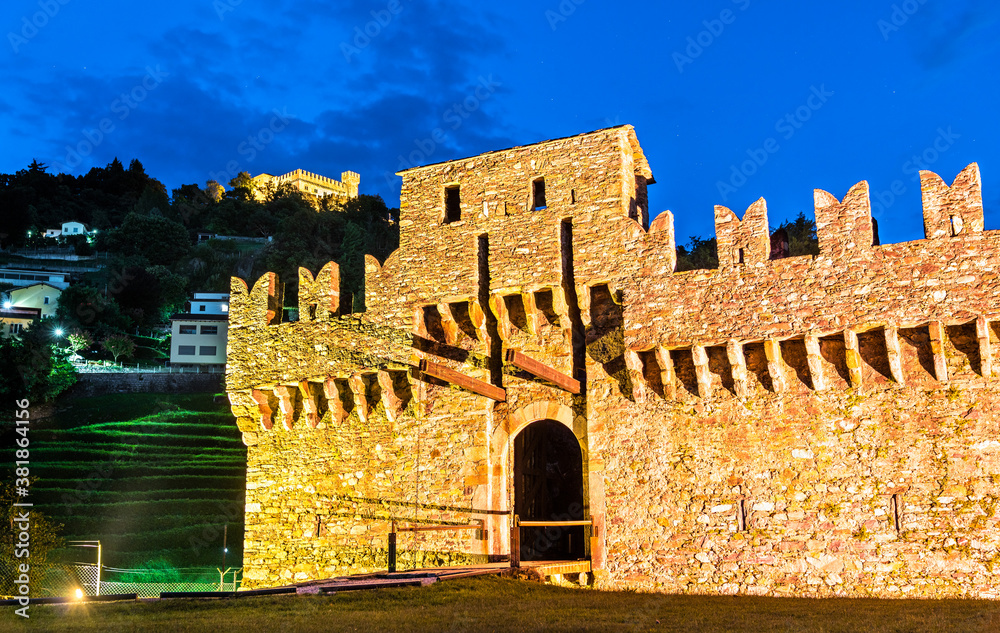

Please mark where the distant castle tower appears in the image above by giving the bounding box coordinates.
[253,169,360,206]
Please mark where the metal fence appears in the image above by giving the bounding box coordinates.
[0,563,242,599]
[74,360,225,374]
[98,567,242,598]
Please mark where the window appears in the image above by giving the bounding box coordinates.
[444,185,461,223]
[950,215,963,236]
[532,178,546,210]
[889,493,902,534]
[178,345,196,355]
[179,325,197,335]
[44,296,50,305]
[201,325,218,335]
[736,499,748,532]
[199,346,217,356]
[10,323,23,335]
[570,189,576,204]
[199,305,206,312]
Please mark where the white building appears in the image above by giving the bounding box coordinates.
[0,269,71,290]
[61,221,87,236]
[169,293,229,366]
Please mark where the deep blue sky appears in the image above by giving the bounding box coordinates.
[2,0,998,245]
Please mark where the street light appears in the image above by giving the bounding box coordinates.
[54,328,64,337]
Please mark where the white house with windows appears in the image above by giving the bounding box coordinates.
[169,293,229,366]
[61,221,87,236]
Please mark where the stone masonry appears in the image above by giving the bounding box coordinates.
[226,125,1000,597]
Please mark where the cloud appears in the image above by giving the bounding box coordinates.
[903,0,999,69]
[2,0,518,205]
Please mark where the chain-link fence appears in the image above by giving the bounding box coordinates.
[0,562,242,599]
[0,563,98,598]
[98,567,242,598]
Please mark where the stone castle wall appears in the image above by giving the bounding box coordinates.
[69,371,223,397]
[226,125,1000,597]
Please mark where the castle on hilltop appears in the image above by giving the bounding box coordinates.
[226,125,1000,598]
[252,169,360,205]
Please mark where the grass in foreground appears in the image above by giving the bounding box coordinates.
[10,576,1000,633]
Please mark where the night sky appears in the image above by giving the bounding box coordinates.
[2,0,998,245]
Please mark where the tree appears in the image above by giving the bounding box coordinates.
[133,183,171,216]
[205,180,225,203]
[227,171,260,202]
[102,212,191,266]
[776,211,819,257]
[0,482,64,598]
[339,223,366,312]
[0,326,76,402]
[101,334,136,364]
[54,283,131,334]
[675,235,718,271]
[66,330,93,359]
[114,266,164,328]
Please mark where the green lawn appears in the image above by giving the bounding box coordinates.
[10,576,1000,632]
[5,393,246,570]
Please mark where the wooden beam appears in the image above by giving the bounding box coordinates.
[418,360,506,401]
[505,349,581,394]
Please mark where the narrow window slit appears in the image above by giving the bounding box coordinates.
[889,493,902,534]
[737,499,748,532]
[532,178,546,210]
[444,185,461,223]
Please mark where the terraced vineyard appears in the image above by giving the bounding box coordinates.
[23,393,247,568]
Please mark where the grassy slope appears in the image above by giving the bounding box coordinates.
[13,393,247,569]
[11,576,1000,633]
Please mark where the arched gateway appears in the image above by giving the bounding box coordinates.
[513,419,586,561]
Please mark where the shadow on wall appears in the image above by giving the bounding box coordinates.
[585,284,633,399]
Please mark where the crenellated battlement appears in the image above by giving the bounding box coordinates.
[714,198,770,269]
[646,163,984,276]
[920,162,982,239]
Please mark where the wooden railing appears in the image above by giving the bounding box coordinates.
[387,521,484,573]
[511,514,592,569]
[382,513,594,572]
